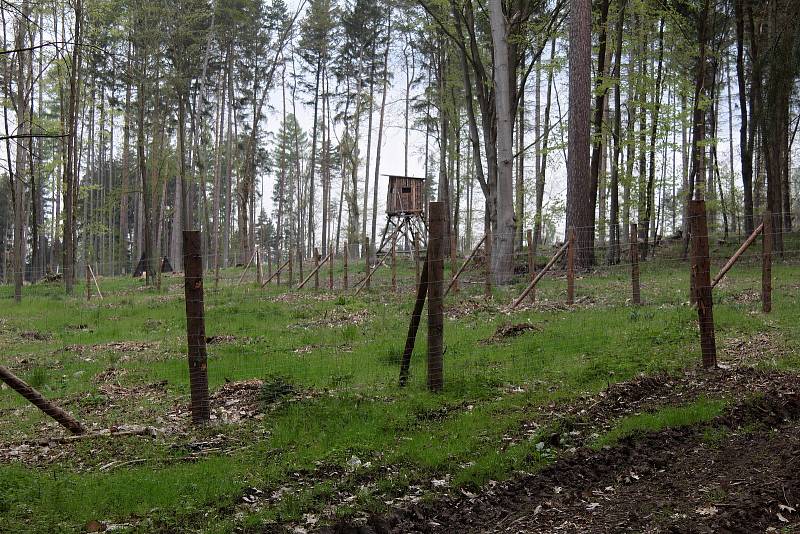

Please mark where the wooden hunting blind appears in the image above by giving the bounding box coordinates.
[375,175,428,257]
[387,175,425,215]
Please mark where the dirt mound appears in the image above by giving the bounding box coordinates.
[480,323,539,345]
[347,391,800,533]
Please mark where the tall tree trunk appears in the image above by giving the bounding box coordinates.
[642,18,665,257]
[223,48,234,267]
[534,37,556,259]
[62,0,82,294]
[589,0,610,259]
[370,16,391,255]
[308,58,321,255]
[734,0,754,234]
[565,0,593,268]
[361,46,376,245]
[608,0,626,264]
[489,0,516,283]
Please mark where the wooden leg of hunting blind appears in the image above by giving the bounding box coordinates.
[0,365,86,434]
[86,265,91,301]
[182,231,210,424]
[399,260,429,387]
[567,227,576,305]
[630,223,641,305]
[527,229,535,302]
[689,200,717,369]
[427,202,445,392]
[762,211,772,313]
[484,230,492,299]
[343,243,349,290]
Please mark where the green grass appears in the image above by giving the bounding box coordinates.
[0,236,798,532]
[592,397,727,449]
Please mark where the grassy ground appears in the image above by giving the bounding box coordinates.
[0,236,798,533]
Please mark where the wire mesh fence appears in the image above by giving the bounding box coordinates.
[0,211,798,434]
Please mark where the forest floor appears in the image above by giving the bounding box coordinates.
[1,236,799,533]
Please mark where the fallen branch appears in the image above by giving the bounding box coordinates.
[0,365,86,434]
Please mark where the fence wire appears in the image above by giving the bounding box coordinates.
[1,216,798,435]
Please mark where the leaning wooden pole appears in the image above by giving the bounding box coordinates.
[261,258,291,288]
[89,265,103,299]
[711,222,764,288]
[444,234,486,298]
[0,365,86,434]
[183,230,211,424]
[297,252,332,289]
[511,241,570,309]
[399,260,429,387]
[236,250,257,286]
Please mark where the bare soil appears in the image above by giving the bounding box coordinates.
[324,369,800,534]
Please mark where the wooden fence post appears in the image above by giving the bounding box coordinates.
[527,229,535,302]
[427,202,445,392]
[157,257,164,291]
[343,243,349,290]
[450,235,458,295]
[256,249,263,286]
[391,235,397,292]
[182,231,210,424]
[329,248,334,290]
[689,200,717,368]
[414,233,421,286]
[86,265,91,301]
[762,211,772,313]
[267,250,273,285]
[484,230,492,299]
[567,227,576,305]
[364,237,371,290]
[0,365,86,434]
[288,249,293,286]
[314,248,320,290]
[298,249,304,284]
[630,223,641,305]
